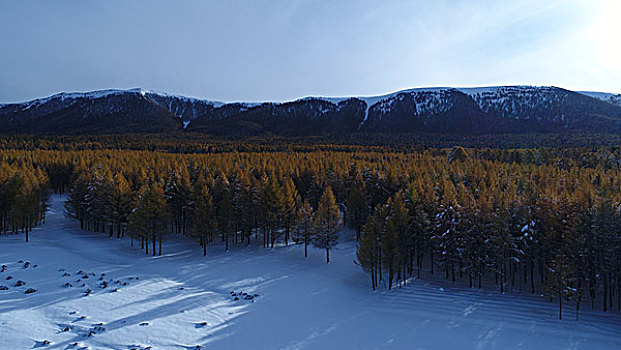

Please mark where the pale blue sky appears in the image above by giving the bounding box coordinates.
[0,0,619,103]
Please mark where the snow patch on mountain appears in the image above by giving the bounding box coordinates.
[3,86,621,132]
[0,88,225,125]
[459,86,568,121]
[578,91,621,106]
[351,88,456,127]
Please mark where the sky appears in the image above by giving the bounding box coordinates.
[0,0,619,103]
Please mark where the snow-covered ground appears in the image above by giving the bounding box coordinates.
[1,195,619,350]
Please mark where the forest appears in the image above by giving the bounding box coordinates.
[1,137,620,320]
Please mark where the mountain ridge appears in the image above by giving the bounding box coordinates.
[1,86,621,135]
[4,85,621,110]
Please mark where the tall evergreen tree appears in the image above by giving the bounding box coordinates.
[191,181,216,256]
[129,183,169,256]
[297,199,314,257]
[313,187,340,263]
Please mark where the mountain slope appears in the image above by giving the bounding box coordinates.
[0,89,221,134]
[2,86,621,135]
[188,86,621,135]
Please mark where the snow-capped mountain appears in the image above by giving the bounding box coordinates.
[352,86,621,134]
[0,88,223,132]
[1,86,620,135]
[578,91,621,107]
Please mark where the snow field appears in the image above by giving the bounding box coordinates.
[0,195,619,350]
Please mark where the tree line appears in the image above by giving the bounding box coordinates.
[63,165,340,263]
[1,145,620,319]
[0,160,49,241]
[357,147,621,319]
[4,133,621,155]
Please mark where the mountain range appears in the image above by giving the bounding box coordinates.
[1,86,620,136]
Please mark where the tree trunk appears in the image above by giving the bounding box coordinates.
[417,256,422,279]
[558,288,563,320]
[159,234,162,256]
[371,268,376,290]
[285,227,289,246]
[430,251,434,274]
[530,260,535,294]
[575,300,580,321]
[604,276,608,312]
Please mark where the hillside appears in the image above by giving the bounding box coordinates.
[0,89,221,134]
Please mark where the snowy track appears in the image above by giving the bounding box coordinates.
[0,195,619,349]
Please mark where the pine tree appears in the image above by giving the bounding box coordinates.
[297,199,314,257]
[165,167,192,235]
[191,182,216,256]
[262,177,285,248]
[383,219,401,290]
[107,172,131,238]
[385,194,409,288]
[346,174,367,241]
[313,187,340,263]
[282,177,300,245]
[408,185,433,278]
[213,173,234,251]
[65,171,90,230]
[357,213,380,290]
[358,204,388,289]
[128,183,169,256]
[547,249,576,320]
